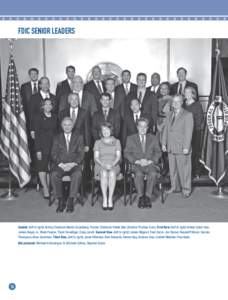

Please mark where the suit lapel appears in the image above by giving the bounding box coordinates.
[142,89,149,104]
[131,112,138,130]
[172,109,184,126]
[60,133,67,151]
[145,134,151,154]
[135,134,143,154]
[74,108,81,129]
[68,133,76,151]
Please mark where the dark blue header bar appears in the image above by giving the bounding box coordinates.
[0,0,228,16]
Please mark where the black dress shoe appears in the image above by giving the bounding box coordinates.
[56,198,65,213]
[107,205,114,211]
[145,196,152,208]
[102,206,108,211]
[138,196,145,208]
[66,197,74,213]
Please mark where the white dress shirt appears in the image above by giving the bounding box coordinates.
[134,111,141,123]
[70,107,78,121]
[40,90,50,99]
[178,80,186,94]
[151,85,159,93]
[31,81,38,93]
[94,80,104,93]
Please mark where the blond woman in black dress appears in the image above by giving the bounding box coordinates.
[34,99,58,199]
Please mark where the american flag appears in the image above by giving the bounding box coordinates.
[0,55,31,188]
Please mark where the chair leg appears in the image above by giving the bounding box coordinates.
[159,182,165,204]
[124,175,127,206]
[79,183,84,206]
[91,177,95,206]
[130,177,133,205]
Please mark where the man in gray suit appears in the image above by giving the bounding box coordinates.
[124,117,161,208]
[161,94,194,198]
[59,75,97,117]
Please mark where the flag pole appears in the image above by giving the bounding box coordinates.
[0,39,18,201]
[0,172,18,200]
[211,39,228,197]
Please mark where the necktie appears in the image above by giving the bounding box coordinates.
[33,83,37,94]
[178,83,182,95]
[74,92,80,107]
[110,93,114,109]
[171,112,176,126]
[104,109,108,120]
[66,134,70,152]
[72,109,76,124]
[135,113,139,124]
[141,135,146,153]
[97,81,103,94]
[138,91,142,103]
[125,84,129,95]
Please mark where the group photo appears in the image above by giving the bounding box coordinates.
[0,38,228,222]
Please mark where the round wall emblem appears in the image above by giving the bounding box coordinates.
[207,95,228,142]
[86,62,122,86]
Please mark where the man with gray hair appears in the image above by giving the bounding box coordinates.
[84,65,105,109]
[59,75,97,117]
[162,94,194,198]
[124,117,161,208]
[51,117,84,213]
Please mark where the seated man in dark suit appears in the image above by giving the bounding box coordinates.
[92,92,121,141]
[84,65,105,110]
[147,72,161,96]
[59,75,97,117]
[51,117,84,213]
[170,67,199,100]
[126,72,158,131]
[122,98,153,147]
[115,69,137,118]
[59,93,90,153]
[55,65,76,109]
[124,117,161,208]
[29,76,56,139]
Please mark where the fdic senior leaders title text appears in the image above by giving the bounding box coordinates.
[18,27,76,35]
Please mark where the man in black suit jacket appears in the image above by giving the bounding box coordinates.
[105,77,124,115]
[55,65,76,110]
[84,65,105,110]
[59,93,91,152]
[115,69,137,119]
[124,117,161,208]
[122,98,153,147]
[170,67,199,100]
[21,68,39,130]
[51,117,84,213]
[126,72,158,131]
[92,93,121,141]
[147,72,161,97]
[59,75,97,117]
[21,67,39,166]
[29,76,56,138]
